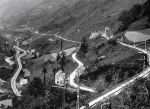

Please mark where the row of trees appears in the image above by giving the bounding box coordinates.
[117,0,150,33]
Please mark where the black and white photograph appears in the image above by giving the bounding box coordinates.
[0,0,150,109]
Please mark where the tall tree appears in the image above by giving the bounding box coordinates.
[27,77,45,97]
[80,37,88,54]
[42,67,47,86]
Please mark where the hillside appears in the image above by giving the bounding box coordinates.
[0,0,79,27]
[0,0,44,26]
[37,0,146,40]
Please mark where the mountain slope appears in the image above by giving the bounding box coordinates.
[0,0,44,25]
[0,0,79,27]
[36,0,146,40]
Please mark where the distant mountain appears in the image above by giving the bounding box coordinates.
[37,0,146,40]
[0,0,44,25]
[0,0,79,27]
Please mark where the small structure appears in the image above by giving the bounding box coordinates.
[0,99,12,107]
[23,69,31,77]
[5,57,14,66]
[89,31,102,39]
[101,27,114,40]
[25,48,39,59]
[19,79,28,86]
[55,70,65,86]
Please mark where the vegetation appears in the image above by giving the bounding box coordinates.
[39,16,76,32]
[10,77,77,109]
[80,53,144,89]
[117,0,150,33]
[96,78,150,109]
[0,67,15,81]
[78,37,89,58]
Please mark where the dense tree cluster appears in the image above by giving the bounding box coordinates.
[9,77,77,109]
[117,0,150,33]
[78,37,89,58]
[0,67,15,81]
[80,53,144,86]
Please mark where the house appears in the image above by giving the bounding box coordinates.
[89,31,102,39]
[55,70,65,86]
[19,79,28,86]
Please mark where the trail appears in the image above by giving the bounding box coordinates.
[69,53,96,93]
[11,46,26,96]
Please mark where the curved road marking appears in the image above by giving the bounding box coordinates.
[42,33,94,92]
[11,46,26,96]
[69,53,96,93]
[54,34,81,44]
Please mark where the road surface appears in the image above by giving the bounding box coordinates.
[42,33,94,92]
[80,41,150,109]
[11,46,26,96]
[69,53,96,93]
[5,57,14,66]
[54,34,81,44]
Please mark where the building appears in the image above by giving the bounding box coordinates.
[0,99,12,107]
[101,27,114,39]
[55,70,65,86]
[19,79,28,86]
[89,31,102,39]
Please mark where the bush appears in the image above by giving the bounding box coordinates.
[107,39,117,45]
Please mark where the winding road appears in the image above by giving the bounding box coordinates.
[11,46,26,96]
[54,34,81,44]
[10,32,90,96]
[69,53,96,93]
[80,40,150,109]
[41,32,95,92]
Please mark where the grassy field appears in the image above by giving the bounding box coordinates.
[125,28,150,42]
[29,35,78,55]
[25,54,76,84]
[62,0,146,41]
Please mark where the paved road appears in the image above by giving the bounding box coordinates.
[41,33,95,92]
[80,41,150,109]
[54,34,81,44]
[40,33,81,44]
[11,46,26,96]
[68,53,96,93]
[5,57,14,66]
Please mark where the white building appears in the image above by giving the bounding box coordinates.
[89,31,103,39]
[55,70,65,86]
[19,79,28,86]
[101,27,114,40]
[5,57,14,66]
[0,99,12,107]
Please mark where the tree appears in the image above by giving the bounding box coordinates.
[27,77,45,97]
[107,38,117,45]
[143,0,150,16]
[129,4,142,22]
[57,51,68,71]
[80,37,88,53]
[42,67,47,86]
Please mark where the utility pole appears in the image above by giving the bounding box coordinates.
[61,39,63,52]
[77,70,80,109]
[60,39,66,109]
[42,67,47,86]
[145,40,147,51]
